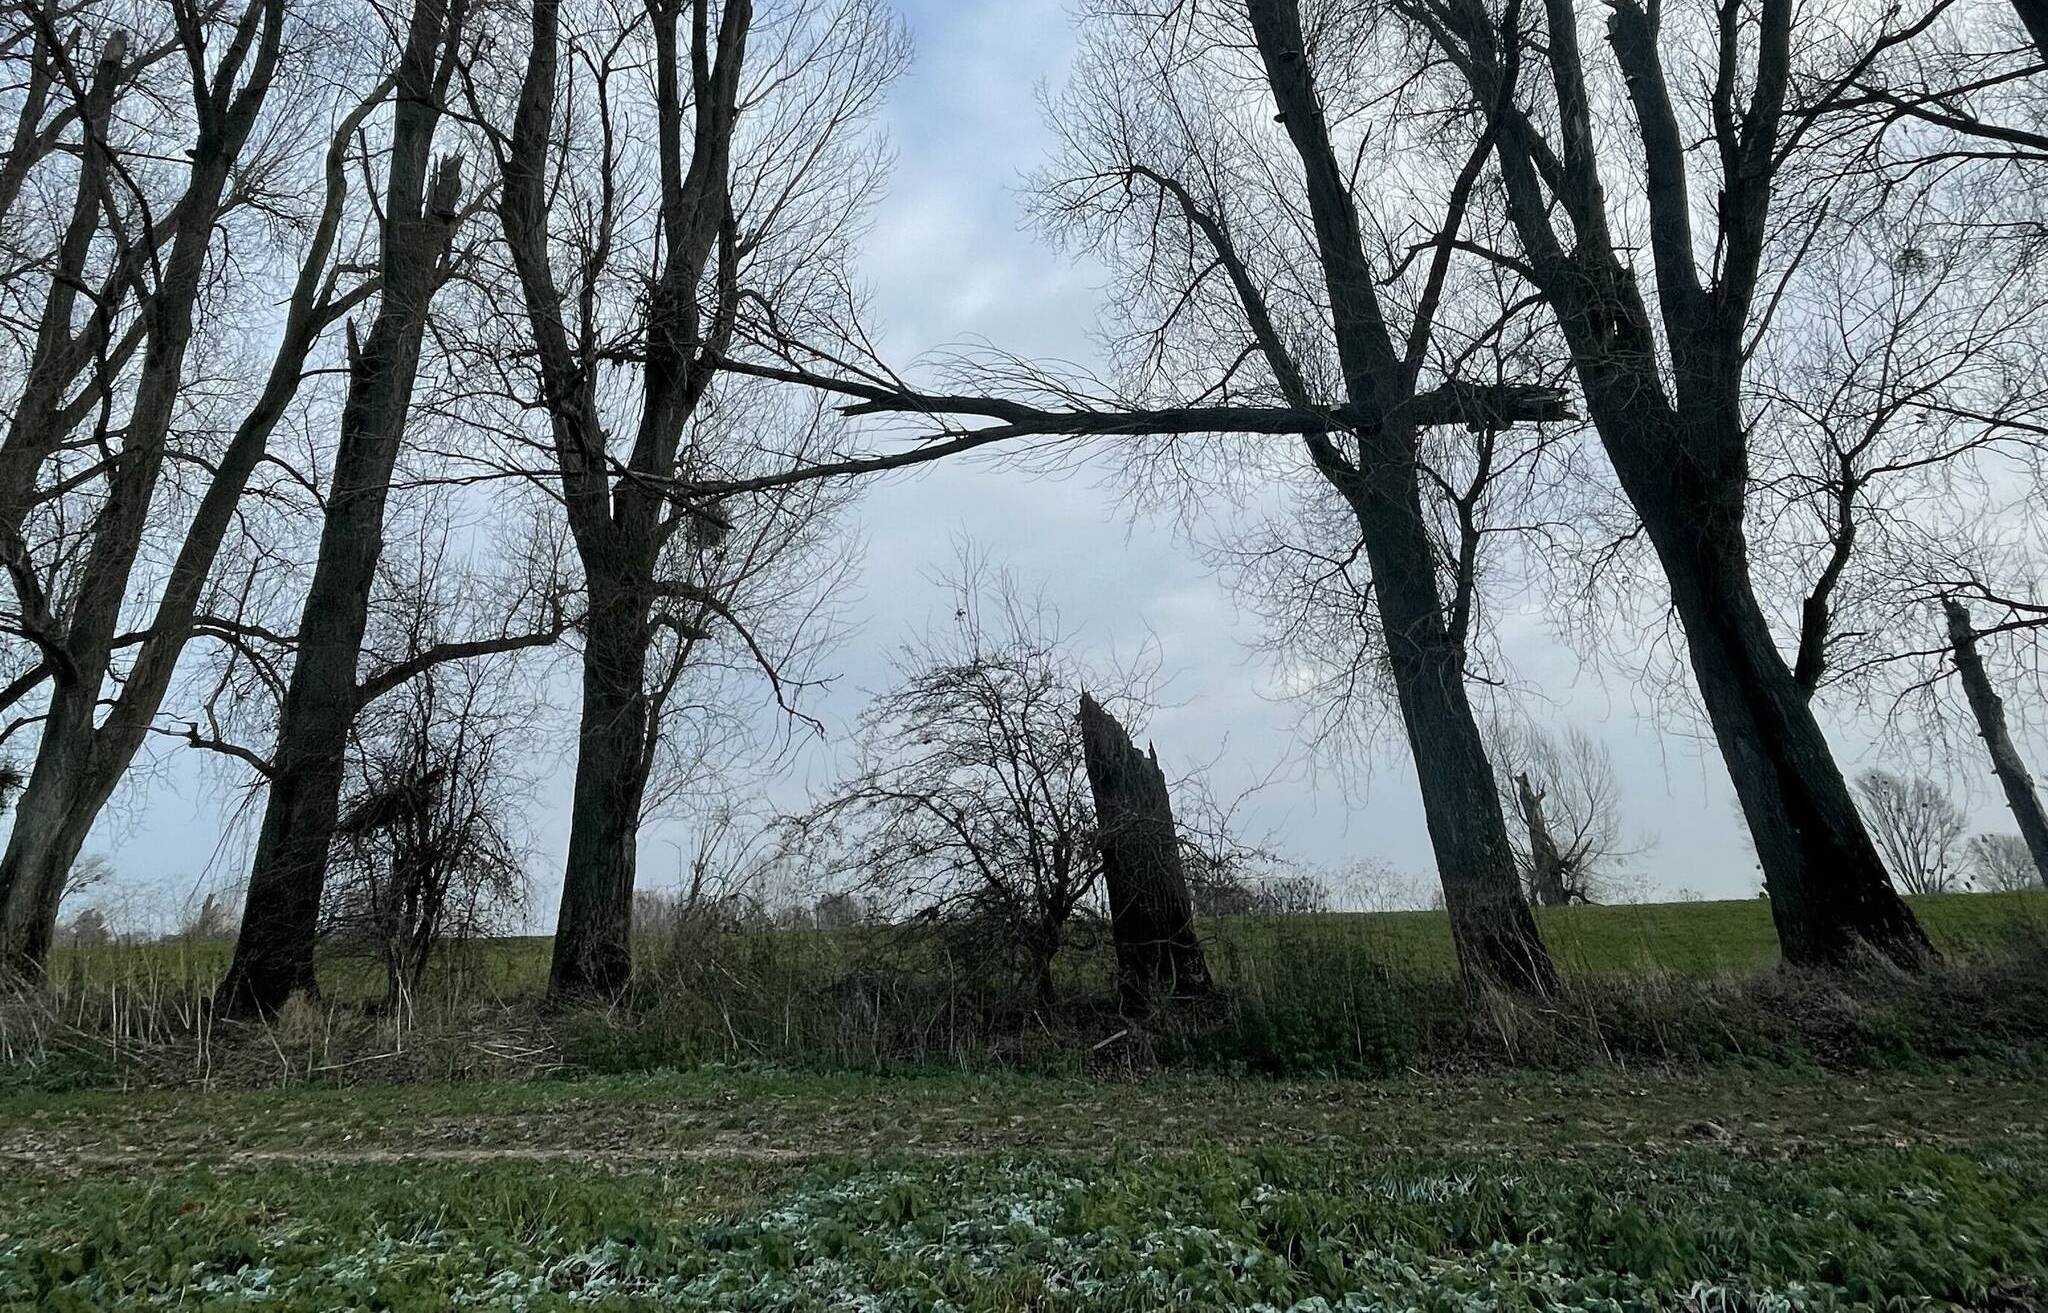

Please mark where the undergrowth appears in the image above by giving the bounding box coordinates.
[6,902,2048,1092]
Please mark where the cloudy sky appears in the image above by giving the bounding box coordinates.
[74,0,2038,923]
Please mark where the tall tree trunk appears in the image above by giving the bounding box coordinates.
[218,1,464,1017]
[0,712,100,971]
[1244,0,1557,992]
[0,8,289,975]
[2013,0,2048,62]
[1606,403,1932,967]
[1443,0,1935,969]
[1947,600,2048,889]
[1078,692,1211,1010]
[1515,773,1569,907]
[548,573,655,999]
[1336,451,1560,992]
[498,0,750,1002]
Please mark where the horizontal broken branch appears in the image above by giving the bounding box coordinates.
[682,357,1573,497]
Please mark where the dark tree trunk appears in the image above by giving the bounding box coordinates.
[0,717,100,973]
[218,0,464,1017]
[0,10,290,976]
[547,574,655,1000]
[1078,692,1211,1010]
[1244,0,1558,994]
[1947,600,2048,889]
[1030,924,1059,1012]
[2013,0,2048,62]
[1515,773,1569,908]
[1604,400,1933,968]
[1336,450,1561,992]
[0,29,130,534]
[498,0,751,1003]
[1443,0,1934,970]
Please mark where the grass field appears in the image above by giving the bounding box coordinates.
[4,1064,2045,1308]
[13,889,2048,1091]
[45,889,2048,1001]
[9,895,2048,1307]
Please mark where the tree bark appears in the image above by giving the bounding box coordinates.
[1515,772,1569,907]
[1334,445,1561,992]
[547,572,655,999]
[218,0,465,1016]
[1947,600,2048,889]
[0,6,289,976]
[497,0,750,1002]
[1246,0,1558,994]
[0,722,100,972]
[1078,692,1211,1010]
[1603,393,1932,967]
[1428,0,1933,970]
[0,29,135,539]
[2012,0,2048,63]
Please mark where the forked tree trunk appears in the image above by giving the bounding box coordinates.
[1515,773,1569,907]
[1244,0,1559,994]
[218,0,465,1017]
[499,0,751,1003]
[0,29,127,536]
[10,79,381,973]
[0,11,290,976]
[1947,600,2048,889]
[1608,406,1933,968]
[1420,0,1935,971]
[1078,692,1211,1011]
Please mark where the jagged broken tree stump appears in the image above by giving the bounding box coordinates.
[1514,771,1571,907]
[1078,691,1212,1011]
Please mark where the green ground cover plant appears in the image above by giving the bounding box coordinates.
[4,1063,2043,1310]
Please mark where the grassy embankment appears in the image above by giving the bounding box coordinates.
[11,891,2047,1088]
[44,889,2046,998]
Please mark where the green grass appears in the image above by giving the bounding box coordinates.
[15,890,2045,1092]
[13,901,2048,1307]
[1211,890,2046,977]
[47,890,2048,1002]
[4,1064,2045,1309]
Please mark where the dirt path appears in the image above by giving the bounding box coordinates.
[4,1065,2042,1179]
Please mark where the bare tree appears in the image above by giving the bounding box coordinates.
[1403,0,1937,966]
[733,0,1571,993]
[322,658,530,1009]
[1828,3,2048,170]
[481,0,902,999]
[1967,832,2043,893]
[56,851,112,914]
[1734,204,2048,705]
[1486,721,1638,906]
[1855,768,1967,895]
[792,558,1117,1009]
[1945,600,2048,890]
[1708,95,2048,900]
[216,0,488,1015]
[0,0,376,977]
